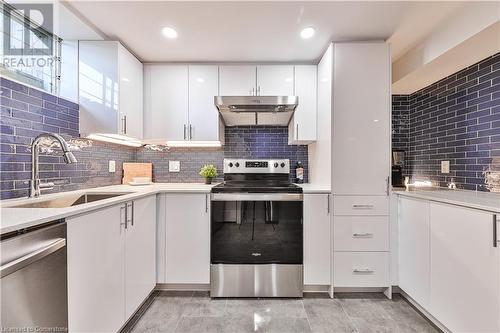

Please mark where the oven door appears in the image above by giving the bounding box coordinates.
[210,193,303,265]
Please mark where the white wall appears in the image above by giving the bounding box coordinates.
[307,43,332,186]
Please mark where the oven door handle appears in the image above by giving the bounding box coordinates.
[0,238,66,278]
[210,193,303,202]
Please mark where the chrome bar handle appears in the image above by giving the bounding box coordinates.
[121,204,128,230]
[205,194,208,213]
[353,233,374,238]
[257,86,261,96]
[184,124,187,140]
[327,194,330,215]
[130,201,134,226]
[0,238,66,278]
[126,202,133,225]
[121,115,126,134]
[494,214,498,248]
[353,269,374,274]
[352,204,374,209]
[189,125,193,140]
[296,123,299,140]
[386,176,390,196]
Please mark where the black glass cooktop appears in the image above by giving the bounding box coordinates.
[211,181,303,193]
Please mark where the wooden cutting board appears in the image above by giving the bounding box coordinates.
[122,162,152,184]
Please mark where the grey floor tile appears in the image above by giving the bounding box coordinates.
[174,316,226,333]
[225,298,307,318]
[303,299,357,333]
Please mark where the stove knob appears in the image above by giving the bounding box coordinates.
[274,162,279,168]
[228,162,233,167]
[235,162,240,167]
[280,163,286,168]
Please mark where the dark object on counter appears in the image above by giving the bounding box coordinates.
[205,177,213,184]
[392,165,404,187]
[295,161,304,184]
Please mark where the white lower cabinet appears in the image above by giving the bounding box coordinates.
[303,194,331,285]
[429,203,499,333]
[334,216,389,252]
[398,197,430,309]
[165,193,210,284]
[67,195,156,332]
[125,197,157,319]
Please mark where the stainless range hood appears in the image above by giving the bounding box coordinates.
[214,96,298,126]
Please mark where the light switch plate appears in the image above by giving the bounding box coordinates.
[109,160,116,173]
[441,160,450,174]
[169,161,180,172]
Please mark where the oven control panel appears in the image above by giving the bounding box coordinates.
[224,159,290,174]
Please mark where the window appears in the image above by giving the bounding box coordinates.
[0,2,61,94]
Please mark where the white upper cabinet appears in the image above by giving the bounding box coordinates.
[256,65,294,96]
[332,43,391,195]
[144,65,223,143]
[429,203,499,333]
[144,65,188,141]
[289,65,317,144]
[118,45,143,140]
[188,65,222,141]
[398,197,430,309]
[79,41,143,139]
[219,66,256,96]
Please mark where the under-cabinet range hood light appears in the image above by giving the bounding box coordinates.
[166,141,222,148]
[86,134,143,147]
[214,96,298,126]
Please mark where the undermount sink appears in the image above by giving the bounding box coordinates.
[8,192,131,208]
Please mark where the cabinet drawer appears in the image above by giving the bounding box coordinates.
[334,216,389,251]
[333,252,389,287]
[334,196,388,216]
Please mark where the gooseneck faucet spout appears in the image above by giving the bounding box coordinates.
[30,133,77,198]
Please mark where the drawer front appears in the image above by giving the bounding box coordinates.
[333,252,389,287]
[334,196,388,216]
[334,216,389,251]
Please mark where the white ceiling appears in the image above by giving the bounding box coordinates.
[63,1,468,63]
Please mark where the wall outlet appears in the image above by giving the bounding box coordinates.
[109,160,116,173]
[169,161,180,172]
[441,160,450,174]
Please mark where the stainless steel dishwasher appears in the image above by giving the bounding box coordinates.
[1,221,68,330]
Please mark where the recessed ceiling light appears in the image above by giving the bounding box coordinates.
[300,27,315,39]
[161,27,178,39]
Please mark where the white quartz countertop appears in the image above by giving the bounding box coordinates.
[295,183,331,193]
[0,183,216,235]
[393,188,500,213]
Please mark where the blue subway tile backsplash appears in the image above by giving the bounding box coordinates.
[0,77,308,199]
[392,53,500,191]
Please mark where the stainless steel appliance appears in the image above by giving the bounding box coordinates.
[392,150,405,187]
[210,159,303,297]
[1,221,68,330]
[214,96,298,126]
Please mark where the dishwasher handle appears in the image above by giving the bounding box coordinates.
[0,238,66,278]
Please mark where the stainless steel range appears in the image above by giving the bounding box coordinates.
[210,159,303,297]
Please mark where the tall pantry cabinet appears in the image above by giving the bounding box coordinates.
[331,42,392,296]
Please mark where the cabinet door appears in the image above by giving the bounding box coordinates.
[188,65,220,141]
[219,66,256,96]
[118,44,143,139]
[332,43,391,195]
[256,65,294,96]
[125,196,156,319]
[398,197,430,309]
[144,65,188,140]
[67,204,125,333]
[165,194,210,284]
[304,194,331,285]
[289,65,317,144]
[430,203,500,333]
[78,41,119,135]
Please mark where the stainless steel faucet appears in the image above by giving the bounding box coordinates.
[30,133,77,198]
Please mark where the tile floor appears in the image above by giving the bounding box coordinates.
[122,291,440,333]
